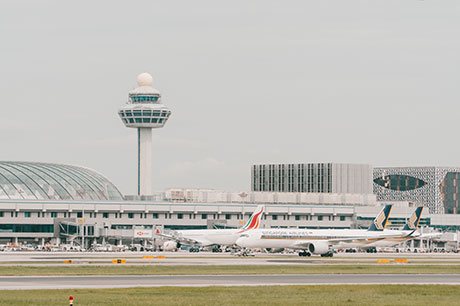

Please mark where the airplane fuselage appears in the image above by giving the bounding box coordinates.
[175,229,244,246]
[236,228,410,250]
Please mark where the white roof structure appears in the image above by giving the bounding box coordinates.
[129,86,161,95]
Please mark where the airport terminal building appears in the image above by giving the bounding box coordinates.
[1,161,460,249]
[0,161,374,246]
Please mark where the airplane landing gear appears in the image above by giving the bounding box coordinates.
[298,251,311,257]
[212,246,223,253]
[320,251,334,257]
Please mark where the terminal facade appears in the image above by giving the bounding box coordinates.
[1,196,453,247]
[251,163,373,194]
[373,167,460,214]
[252,163,460,215]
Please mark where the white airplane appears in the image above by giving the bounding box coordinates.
[158,205,265,250]
[236,204,411,257]
[364,206,425,248]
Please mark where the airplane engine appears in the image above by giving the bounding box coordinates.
[308,242,329,255]
[163,240,180,251]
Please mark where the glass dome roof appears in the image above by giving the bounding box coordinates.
[0,162,124,201]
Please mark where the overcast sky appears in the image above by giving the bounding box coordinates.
[0,1,459,195]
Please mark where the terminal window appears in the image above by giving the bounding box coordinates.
[152,213,158,219]
[201,214,207,219]
[0,224,53,233]
[178,213,183,219]
[24,212,31,218]
[272,215,278,221]
[225,214,231,220]
[77,212,82,218]
[317,215,323,221]
[128,213,134,219]
[51,212,57,218]
[103,213,109,219]
[295,215,300,221]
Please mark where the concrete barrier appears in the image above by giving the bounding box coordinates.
[394,258,408,263]
[377,259,391,263]
[142,256,155,259]
[64,260,73,264]
[112,259,126,264]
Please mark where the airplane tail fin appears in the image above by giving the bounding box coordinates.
[402,206,424,231]
[367,204,393,231]
[239,205,264,231]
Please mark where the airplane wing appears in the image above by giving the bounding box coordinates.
[328,237,387,246]
[154,232,215,246]
[418,232,443,239]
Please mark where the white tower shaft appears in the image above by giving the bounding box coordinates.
[138,128,152,196]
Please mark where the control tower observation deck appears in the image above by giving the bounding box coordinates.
[118,73,171,196]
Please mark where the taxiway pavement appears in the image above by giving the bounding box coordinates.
[0,274,459,289]
[0,252,459,266]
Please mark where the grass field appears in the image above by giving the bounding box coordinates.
[0,285,458,306]
[0,264,460,276]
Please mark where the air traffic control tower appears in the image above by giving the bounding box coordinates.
[118,73,171,196]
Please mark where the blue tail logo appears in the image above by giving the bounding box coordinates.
[368,204,392,231]
[402,206,423,231]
